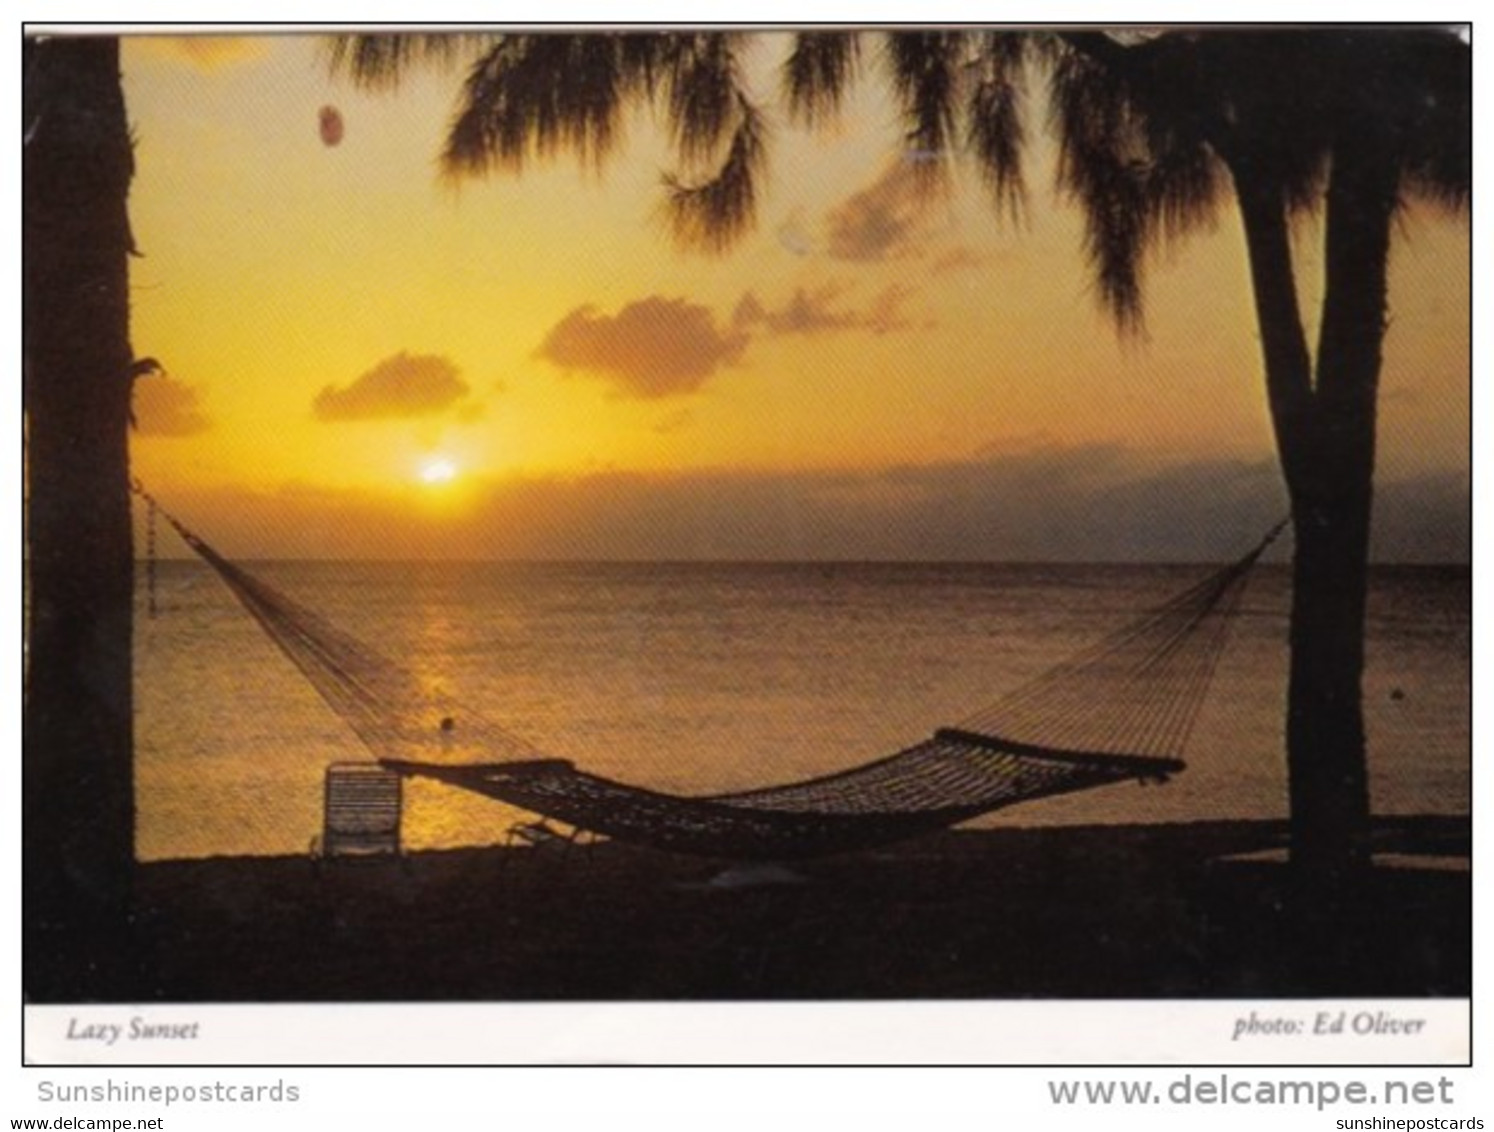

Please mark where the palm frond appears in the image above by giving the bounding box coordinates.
[882,31,968,192]
[325,34,491,91]
[1184,34,1330,216]
[663,94,767,253]
[783,32,860,127]
[1048,33,1249,327]
[442,35,632,176]
[616,33,674,97]
[1146,140,1222,241]
[1050,48,1151,329]
[664,34,748,167]
[967,34,1029,219]
[1391,31,1471,213]
[1403,146,1471,213]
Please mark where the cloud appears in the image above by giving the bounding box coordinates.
[156,449,1465,565]
[133,375,211,437]
[534,285,929,401]
[825,163,929,262]
[733,284,919,337]
[313,352,471,422]
[1370,473,1470,562]
[535,297,749,399]
[137,36,269,71]
[775,211,814,257]
[823,170,1003,277]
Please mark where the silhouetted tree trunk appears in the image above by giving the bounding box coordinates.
[1232,129,1401,898]
[23,36,138,998]
[1285,132,1399,888]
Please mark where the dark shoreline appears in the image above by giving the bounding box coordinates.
[28,816,1469,1004]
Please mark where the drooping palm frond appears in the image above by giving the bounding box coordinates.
[649,34,771,253]
[1370,29,1471,213]
[883,31,968,192]
[325,33,494,91]
[1110,40,1223,243]
[1144,138,1223,243]
[966,33,1031,219]
[1403,123,1471,212]
[662,33,749,166]
[432,32,770,250]
[1197,33,1332,217]
[1051,32,1336,335]
[443,35,641,175]
[783,32,860,126]
[1049,46,1154,329]
[663,93,767,253]
[329,27,1467,304]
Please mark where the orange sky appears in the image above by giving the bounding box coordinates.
[120,33,1470,561]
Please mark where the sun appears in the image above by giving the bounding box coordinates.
[418,456,459,485]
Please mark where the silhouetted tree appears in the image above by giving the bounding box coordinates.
[333,28,1470,897]
[23,35,139,995]
[1048,30,1468,892]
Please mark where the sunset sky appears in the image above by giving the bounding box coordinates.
[121,33,1470,562]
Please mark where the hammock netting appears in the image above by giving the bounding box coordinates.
[141,488,1281,859]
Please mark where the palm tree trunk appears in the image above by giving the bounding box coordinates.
[1231,179,1312,453]
[1285,132,1399,887]
[1232,137,1398,899]
[1284,507,1371,881]
[23,36,139,998]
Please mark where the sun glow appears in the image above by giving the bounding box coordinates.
[418,457,459,485]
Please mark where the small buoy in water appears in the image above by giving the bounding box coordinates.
[318,105,344,147]
[1390,688,1406,702]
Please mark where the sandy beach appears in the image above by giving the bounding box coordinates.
[27,815,1469,1004]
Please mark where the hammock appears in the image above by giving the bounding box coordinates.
[137,488,1282,859]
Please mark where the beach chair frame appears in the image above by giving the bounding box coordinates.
[312,761,404,861]
[499,817,597,875]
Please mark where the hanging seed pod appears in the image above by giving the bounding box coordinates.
[318,105,344,147]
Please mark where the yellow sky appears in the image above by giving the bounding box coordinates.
[120,33,1470,561]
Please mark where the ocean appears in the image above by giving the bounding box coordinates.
[133,561,1470,861]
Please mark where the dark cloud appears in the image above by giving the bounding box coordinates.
[314,352,470,422]
[159,448,1467,565]
[733,284,918,337]
[535,297,749,399]
[825,163,928,262]
[133,375,211,437]
[535,286,925,401]
[1370,472,1470,562]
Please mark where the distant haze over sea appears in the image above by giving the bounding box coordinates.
[132,457,1468,565]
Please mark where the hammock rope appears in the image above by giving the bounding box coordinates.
[134,483,1283,859]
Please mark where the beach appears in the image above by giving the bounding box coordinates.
[29,815,1468,1005]
[32,561,1461,1007]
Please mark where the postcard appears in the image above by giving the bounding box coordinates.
[21,25,1470,1067]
